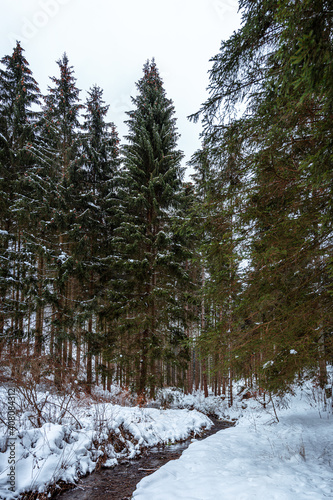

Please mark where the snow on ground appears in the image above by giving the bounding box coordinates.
[133,383,333,500]
[1,377,332,499]
[0,386,212,499]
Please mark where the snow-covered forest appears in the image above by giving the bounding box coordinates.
[1,0,333,498]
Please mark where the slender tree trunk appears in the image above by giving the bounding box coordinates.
[86,273,94,393]
[138,331,148,397]
[186,346,193,394]
[95,354,99,386]
[107,361,112,391]
[318,334,327,389]
[34,255,44,357]
[217,362,222,396]
[228,368,233,407]
[149,358,156,399]
[50,306,55,358]
[34,253,44,382]
[67,278,75,371]
[68,340,73,370]
[55,230,65,389]
[194,344,200,391]
[63,339,68,369]
[26,308,31,357]
[201,268,208,397]
[76,327,81,375]
[222,376,226,396]
[54,300,63,390]
[86,317,93,393]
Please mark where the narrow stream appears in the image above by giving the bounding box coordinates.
[57,418,234,500]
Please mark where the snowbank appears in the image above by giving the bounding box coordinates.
[0,390,212,499]
[133,385,333,499]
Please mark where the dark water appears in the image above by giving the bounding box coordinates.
[57,418,235,500]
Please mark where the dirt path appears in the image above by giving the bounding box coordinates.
[57,418,234,500]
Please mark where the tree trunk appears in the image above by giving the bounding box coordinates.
[86,317,93,393]
[228,368,233,407]
[54,302,63,390]
[34,255,44,383]
[138,332,148,397]
[201,268,208,397]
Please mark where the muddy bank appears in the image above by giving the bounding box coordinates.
[57,417,234,500]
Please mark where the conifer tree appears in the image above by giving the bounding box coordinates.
[74,85,121,390]
[115,60,185,397]
[189,144,242,401]
[41,53,82,387]
[191,0,333,393]
[0,42,41,365]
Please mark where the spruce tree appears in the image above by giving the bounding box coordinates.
[115,60,185,397]
[191,0,333,393]
[41,53,82,387]
[189,144,243,402]
[0,42,41,366]
[73,85,121,391]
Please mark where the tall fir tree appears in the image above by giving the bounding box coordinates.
[73,85,121,391]
[0,41,41,367]
[114,60,186,397]
[41,53,83,387]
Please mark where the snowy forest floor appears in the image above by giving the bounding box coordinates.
[0,375,332,499]
[58,417,233,500]
[134,384,333,500]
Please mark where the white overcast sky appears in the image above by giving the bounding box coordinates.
[1,0,241,178]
